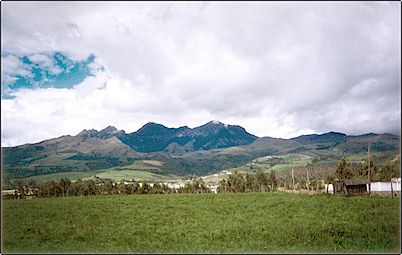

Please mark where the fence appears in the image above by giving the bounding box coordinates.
[326,178,401,195]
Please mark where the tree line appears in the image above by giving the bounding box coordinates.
[4,177,212,199]
[6,170,281,199]
[334,156,400,182]
[217,170,278,193]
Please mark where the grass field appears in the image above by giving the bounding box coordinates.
[2,192,400,253]
[83,169,180,182]
[13,171,104,184]
[11,160,179,184]
[81,160,180,182]
[223,153,313,175]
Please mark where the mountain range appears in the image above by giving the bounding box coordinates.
[1,121,400,180]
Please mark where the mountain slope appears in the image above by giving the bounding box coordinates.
[120,121,258,154]
[338,133,400,153]
[2,126,143,179]
[290,132,347,145]
[1,121,400,181]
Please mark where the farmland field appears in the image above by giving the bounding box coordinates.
[12,171,104,184]
[6,160,180,186]
[83,169,180,182]
[2,192,400,253]
[81,160,181,182]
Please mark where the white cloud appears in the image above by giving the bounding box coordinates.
[1,2,400,146]
[1,54,34,82]
[29,53,63,75]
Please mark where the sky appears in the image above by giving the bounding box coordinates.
[1,2,401,147]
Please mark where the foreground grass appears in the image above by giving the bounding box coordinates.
[2,192,400,253]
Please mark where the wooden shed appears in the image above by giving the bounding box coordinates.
[334,180,368,196]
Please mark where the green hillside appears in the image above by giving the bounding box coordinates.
[82,160,180,182]
[2,128,399,185]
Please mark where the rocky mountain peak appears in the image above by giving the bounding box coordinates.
[100,125,118,133]
[136,122,172,135]
[77,129,99,138]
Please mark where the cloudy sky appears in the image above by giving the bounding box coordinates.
[1,2,401,147]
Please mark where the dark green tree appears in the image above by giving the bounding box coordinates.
[360,158,379,181]
[269,170,278,192]
[227,171,245,192]
[245,173,257,192]
[255,170,268,192]
[217,179,228,193]
[150,183,163,194]
[103,179,114,195]
[336,158,353,180]
[379,157,400,181]
[86,180,97,195]
[58,178,71,197]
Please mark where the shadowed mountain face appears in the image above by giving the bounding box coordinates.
[290,132,347,145]
[120,121,258,153]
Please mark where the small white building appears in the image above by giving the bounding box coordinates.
[166,183,184,189]
[138,183,154,187]
[325,184,334,194]
[209,185,219,193]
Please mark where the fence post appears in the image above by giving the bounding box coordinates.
[368,142,371,197]
[292,169,295,193]
[285,176,287,191]
[306,170,309,191]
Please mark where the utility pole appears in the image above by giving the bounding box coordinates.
[306,170,310,191]
[368,142,371,197]
[292,169,295,193]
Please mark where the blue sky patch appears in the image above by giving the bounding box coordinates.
[1,52,98,99]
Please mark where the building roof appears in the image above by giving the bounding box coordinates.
[344,179,369,186]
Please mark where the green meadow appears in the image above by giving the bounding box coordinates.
[2,192,400,253]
